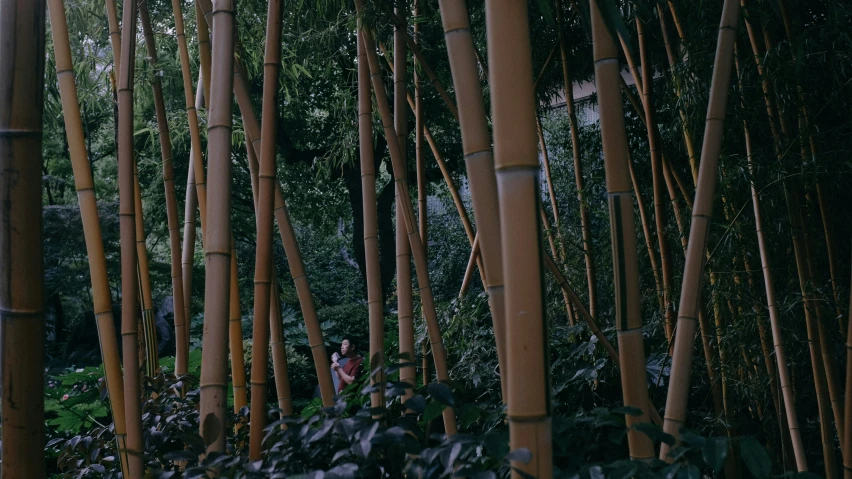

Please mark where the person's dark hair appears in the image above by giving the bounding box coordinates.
[342,338,356,351]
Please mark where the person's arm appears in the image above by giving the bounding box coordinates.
[334,357,362,386]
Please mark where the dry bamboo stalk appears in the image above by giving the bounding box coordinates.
[231,59,336,408]
[659,0,739,458]
[437,0,508,404]
[47,0,130,473]
[637,17,676,343]
[394,3,415,403]
[459,234,480,298]
[356,27,387,415]
[180,79,205,361]
[0,0,46,475]
[199,0,235,455]
[357,20,458,434]
[590,0,655,461]
[846,261,852,477]
[139,0,187,379]
[269,281,294,418]
[133,163,159,376]
[230,244,248,412]
[555,0,597,319]
[196,1,212,116]
[115,0,144,474]
[414,0,426,248]
[537,115,562,233]
[485,0,553,474]
[627,152,665,310]
[249,0,284,458]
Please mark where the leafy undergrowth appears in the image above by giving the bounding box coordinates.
[45,367,821,479]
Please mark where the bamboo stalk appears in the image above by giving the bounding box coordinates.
[459,234,480,298]
[437,0,508,404]
[590,0,655,461]
[180,79,205,362]
[134,163,159,376]
[355,26,386,415]
[199,0,235,455]
[229,242,248,412]
[269,280,293,419]
[659,0,739,458]
[637,17,676,343]
[628,152,665,310]
[485,0,553,474]
[139,0,186,379]
[47,0,130,473]
[540,202,578,326]
[356,18,458,434]
[115,0,144,473]
[394,3,415,403]
[0,0,46,475]
[248,0,284,458]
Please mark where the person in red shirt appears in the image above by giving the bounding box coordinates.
[331,338,364,393]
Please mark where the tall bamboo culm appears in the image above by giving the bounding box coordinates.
[199,0,235,454]
[139,0,187,378]
[485,0,551,475]
[744,126,807,470]
[115,0,145,474]
[395,3,415,403]
[181,80,204,361]
[589,0,654,461]
[356,20,457,435]
[0,0,46,476]
[437,0,508,402]
[356,26,386,413]
[249,0,284,458]
[47,0,130,473]
[660,0,739,459]
[231,58,336,407]
[637,17,676,342]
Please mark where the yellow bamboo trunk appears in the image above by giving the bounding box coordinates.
[116,0,145,474]
[249,0,284,458]
[659,0,739,458]
[590,0,655,461]
[199,0,235,455]
[485,0,552,475]
[47,1,130,473]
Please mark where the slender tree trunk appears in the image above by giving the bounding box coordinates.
[199,0,235,455]
[229,243,248,412]
[0,0,46,475]
[356,26,386,414]
[591,0,655,461]
[660,0,739,458]
[133,164,159,375]
[637,17,676,342]
[628,152,664,310]
[139,1,186,379]
[393,4,414,404]
[181,80,204,363]
[116,0,144,474]
[437,0,508,404]
[48,1,130,474]
[269,280,293,419]
[249,0,284,458]
[356,20,458,434]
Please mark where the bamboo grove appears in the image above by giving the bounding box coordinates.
[1,0,852,477]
